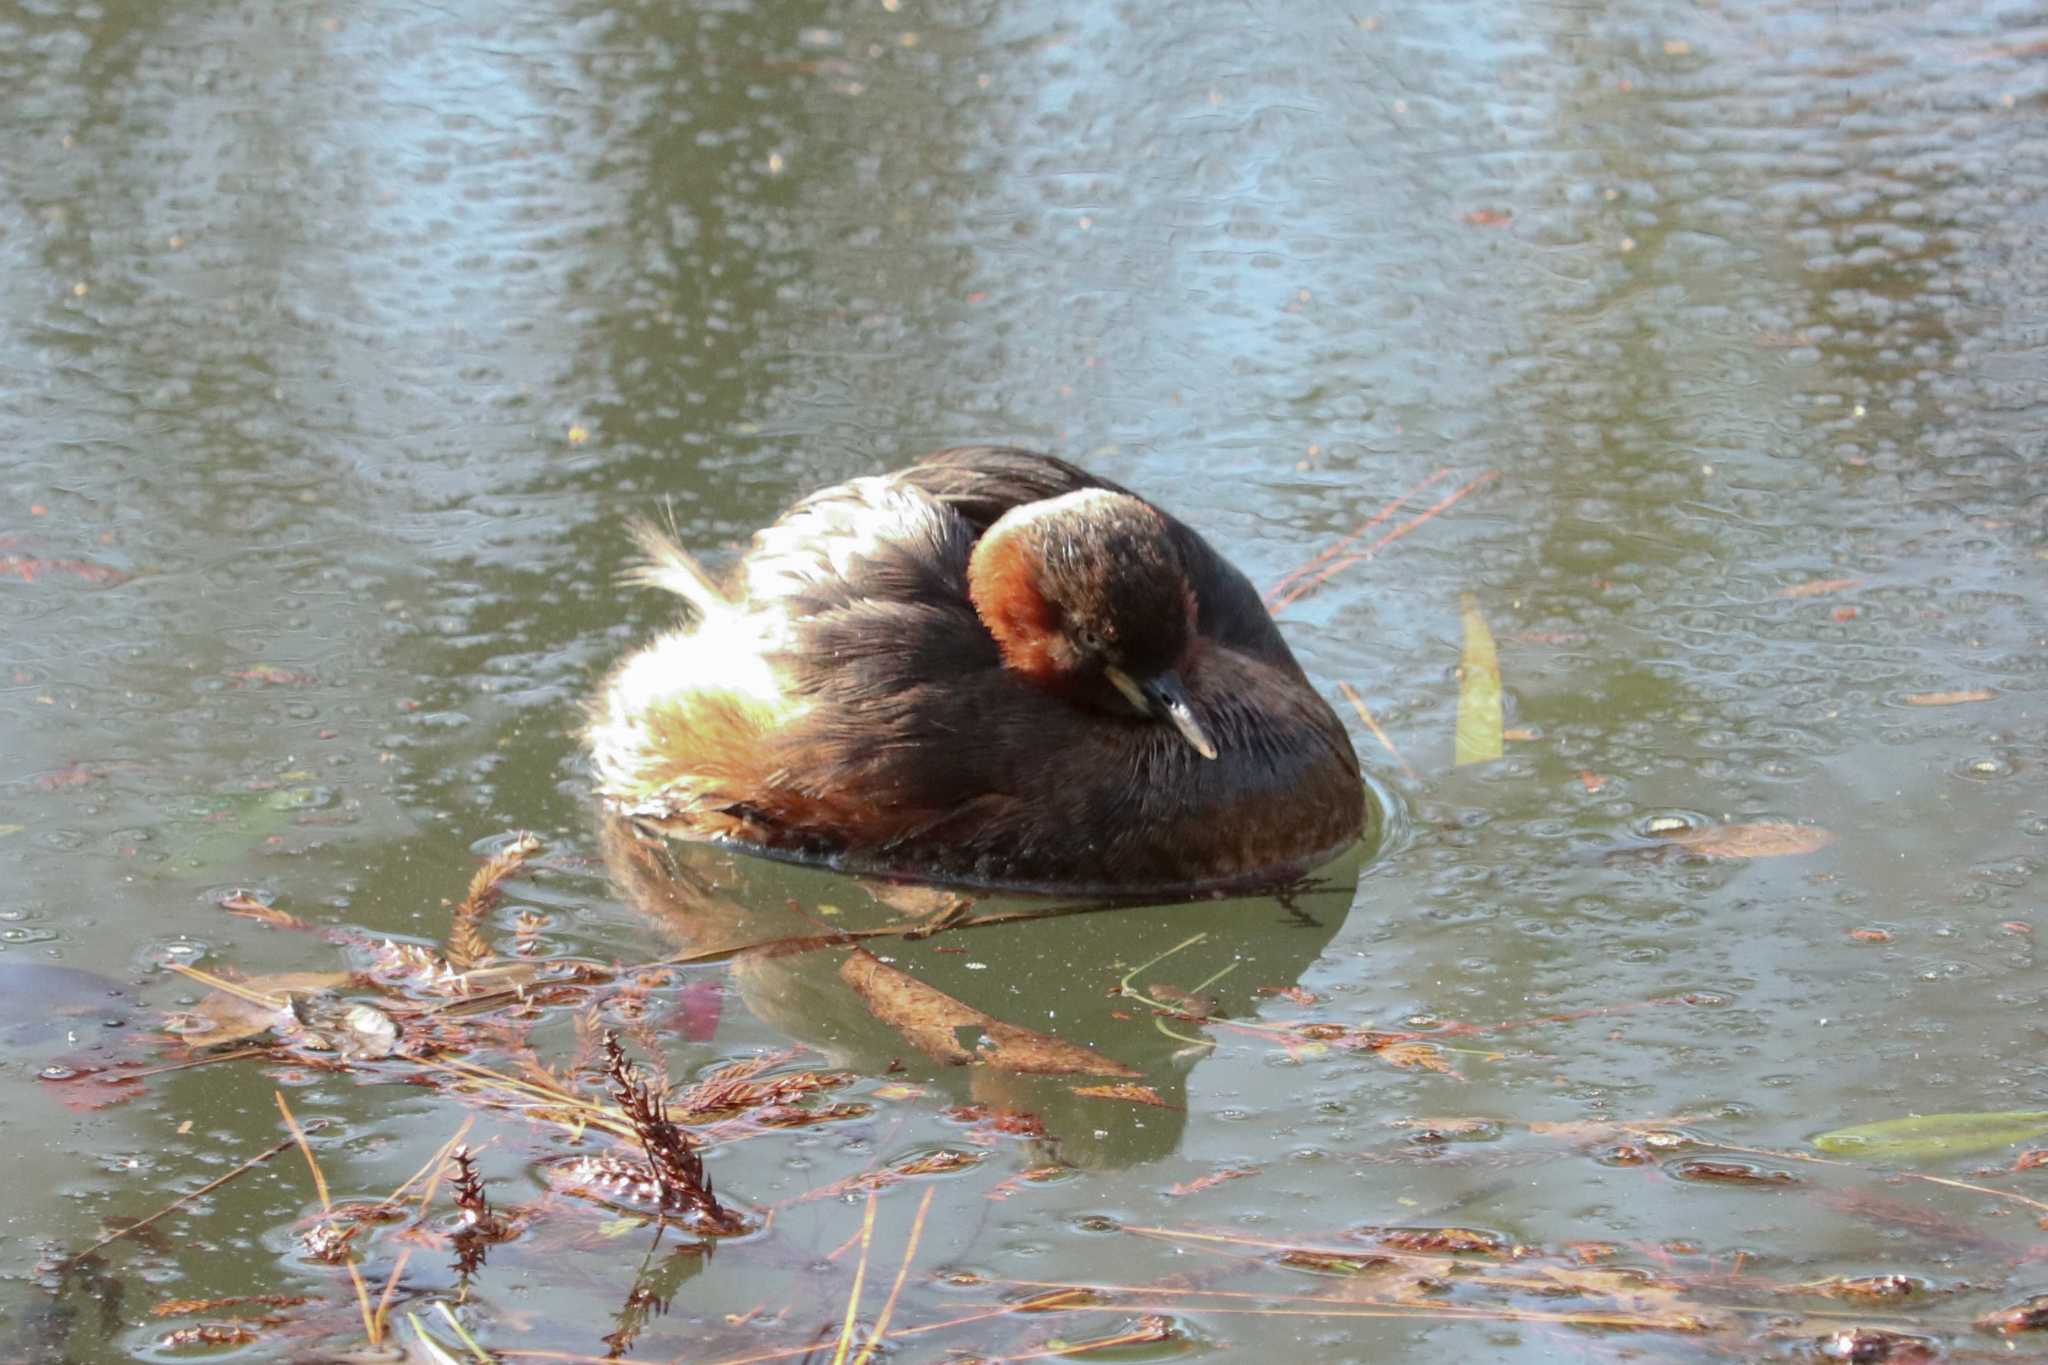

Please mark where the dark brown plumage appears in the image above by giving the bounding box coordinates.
[587,447,1365,896]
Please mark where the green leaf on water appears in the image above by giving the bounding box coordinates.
[0,824,21,837]
[1454,593,1503,767]
[1813,1110,2048,1161]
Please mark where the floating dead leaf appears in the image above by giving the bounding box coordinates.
[946,1104,1048,1139]
[1369,1226,1507,1255]
[0,555,127,586]
[1980,1294,2048,1333]
[1670,1159,1798,1186]
[1461,208,1513,227]
[2014,1148,2048,1171]
[1778,576,1860,598]
[1168,1166,1259,1197]
[159,1324,261,1348]
[1804,1328,1937,1361]
[1257,985,1318,1006]
[1146,984,1217,1019]
[1378,1041,1462,1078]
[1654,822,1834,859]
[1071,1082,1171,1107]
[753,1102,873,1129]
[872,1083,926,1101]
[1903,688,1996,706]
[216,891,310,931]
[1387,1116,1500,1141]
[227,665,316,686]
[1783,1274,1927,1303]
[39,1060,154,1113]
[839,949,1137,1077]
[1278,1249,1396,1275]
[1454,593,1503,766]
[898,1150,982,1178]
[986,1164,1068,1200]
[1579,770,1607,793]
[287,1000,399,1059]
[34,761,103,790]
[153,1295,311,1317]
[165,970,352,1047]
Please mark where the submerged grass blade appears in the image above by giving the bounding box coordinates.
[1454,593,1503,766]
[1814,1110,2048,1161]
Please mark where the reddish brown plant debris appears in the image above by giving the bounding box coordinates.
[1256,985,1318,1005]
[1278,1249,1398,1275]
[1367,1226,1509,1255]
[1167,1166,1260,1197]
[748,1102,870,1128]
[1378,1041,1462,1077]
[217,891,312,931]
[1071,1083,1171,1107]
[157,1324,261,1348]
[227,665,316,686]
[1808,1327,1938,1362]
[1779,577,1861,599]
[1980,1293,2048,1333]
[946,1105,1049,1138]
[1794,1275,1926,1303]
[1671,1159,1799,1186]
[986,1165,1068,1201]
[151,1294,311,1316]
[0,555,127,586]
[34,761,103,790]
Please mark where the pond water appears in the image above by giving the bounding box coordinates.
[3,0,2045,1360]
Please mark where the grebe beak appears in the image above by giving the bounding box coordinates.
[1107,665,1219,760]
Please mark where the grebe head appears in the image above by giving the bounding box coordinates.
[967,488,1218,759]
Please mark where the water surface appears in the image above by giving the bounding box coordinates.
[3,0,2044,1359]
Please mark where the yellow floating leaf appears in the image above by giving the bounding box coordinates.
[1454,593,1503,766]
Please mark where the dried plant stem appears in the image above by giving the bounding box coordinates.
[1337,682,1420,783]
[600,1031,742,1231]
[829,1191,879,1365]
[1266,466,1453,604]
[277,1091,378,1344]
[1268,468,1500,612]
[64,1132,300,1263]
[851,1187,933,1365]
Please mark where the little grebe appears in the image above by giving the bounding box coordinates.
[587,446,1365,895]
